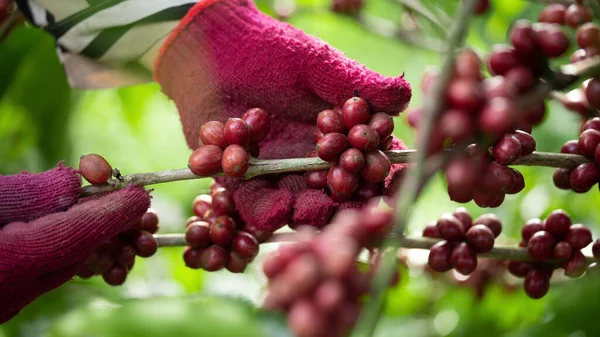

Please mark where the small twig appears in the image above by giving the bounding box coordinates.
[395,0,451,36]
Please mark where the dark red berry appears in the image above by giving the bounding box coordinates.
[317,109,347,134]
[224,118,251,147]
[183,247,201,269]
[570,163,600,193]
[226,252,248,273]
[453,207,473,232]
[576,23,600,49]
[484,76,518,98]
[539,4,565,24]
[582,117,600,132]
[437,213,465,242]
[212,190,234,217]
[77,267,95,279]
[368,112,394,140]
[102,264,128,286]
[488,46,521,75]
[447,184,473,203]
[199,121,227,149]
[356,179,382,201]
[522,100,547,126]
[565,224,593,249]
[133,230,158,257]
[510,20,538,57]
[535,24,570,58]
[445,157,478,195]
[553,168,573,190]
[479,97,516,137]
[115,244,137,266]
[422,222,441,238]
[454,49,482,78]
[379,136,393,151]
[439,109,475,143]
[554,241,574,260]
[428,241,453,272]
[592,239,600,258]
[512,131,536,155]
[465,224,495,253]
[474,214,502,238]
[507,260,533,278]
[524,268,550,299]
[473,0,489,14]
[446,78,485,111]
[522,218,544,242]
[193,198,212,218]
[79,154,112,185]
[327,164,359,201]
[493,134,522,165]
[564,250,587,278]
[473,191,504,208]
[528,231,557,261]
[210,216,237,246]
[189,145,223,176]
[507,168,525,194]
[242,108,270,143]
[342,97,370,129]
[480,162,516,193]
[348,124,380,151]
[200,245,229,271]
[451,243,477,275]
[544,209,572,237]
[317,133,349,162]
[86,252,114,274]
[232,232,259,260]
[360,150,391,182]
[561,140,581,154]
[504,66,536,93]
[578,129,600,157]
[305,170,328,189]
[314,129,325,143]
[585,77,600,109]
[222,145,249,178]
[185,221,211,248]
[565,4,593,28]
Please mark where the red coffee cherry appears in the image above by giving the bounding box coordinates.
[339,148,366,173]
[428,241,454,272]
[565,224,593,250]
[554,241,574,260]
[446,78,485,111]
[578,129,600,157]
[561,139,581,154]
[553,168,573,190]
[200,245,229,271]
[565,4,593,28]
[576,23,600,49]
[226,252,248,273]
[507,168,525,194]
[510,20,538,57]
[473,0,489,14]
[451,243,477,275]
[479,162,516,194]
[327,164,359,201]
[524,268,550,299]
[368,112,395,140]
[305,170,328,189]
[504,66,536,93]
[224,118,251,147]
[539,4,565,24]
[465,224,495,253]
[473,191,505,208]
[79,154,113,185]
[582,117,600,133]
[212,190,235,216]
[348,124,380,151]
[133,230,158,258]
[527,231,557,261]
[209,216,237,246]
[453,207,472,232]
[193,197,212,218]
[183,247,201,269]
[199,121,227,149]
[535,24,570,58]
[474,214,502,238]
[585,77,600,109]
[479,97,516,137]
[222,145,249,178]
[422,222,441,238]
[487,45,521,76]
[507,260,533,278]
[437,213,465,242]
[102,264,128,286]
[454,49,482,79]
[232,232,260,260]
[115,244,136,266]
[592,239,600,258]
[570,163,600,193]
[522,100,547,126]
[356,179,382,201]
[521,218,544,242]
[186,221,211,248]
[544,209,572,237]
[512,130,536,155]
[493,134,522,165]
[189,145,223,177]
[317,109,347,134]
[439,109,475,143]
[316,132,349,162]
[360,150,391,182]
[242,108,271,143]
[342,97,370,129]
[564,250,587,278]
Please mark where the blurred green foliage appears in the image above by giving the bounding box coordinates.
[2,0,600,336]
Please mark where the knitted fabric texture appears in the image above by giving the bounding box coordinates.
[156,0,411,231]
[0,167,150,323]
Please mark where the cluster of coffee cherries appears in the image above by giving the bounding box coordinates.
[188,108,271,178]
[308,97,394,202]
[553,117,600,192]
[78,210,159,285]
[263,200,397,337]
[507,210,593,299]
[183,185,262,273]
[424,208,501,275]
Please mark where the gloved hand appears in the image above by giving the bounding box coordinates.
[0,164,150,323]
[155,0,411,231]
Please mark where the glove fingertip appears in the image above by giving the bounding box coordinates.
[291,190,335,228]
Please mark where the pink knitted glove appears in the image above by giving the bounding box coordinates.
[155,0,411,231]
[0,165,150,323]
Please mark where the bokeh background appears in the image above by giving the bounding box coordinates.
[2,0,600,336]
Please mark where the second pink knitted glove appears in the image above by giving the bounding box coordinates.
[155,0,411,231]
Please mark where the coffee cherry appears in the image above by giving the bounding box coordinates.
[210,216,237,246]
[524,268,550,299]
[522,100,547,126]
[451,243,477,275]
[77,267,95,279]
[360,150,391,182]
[473,191,504,208]
[232,232,259,260]
[585,77,600,109]
[133,230,158,257]
[428,241,453,272]
[102,264,128,286]
[455,49,482,79]
[437,213,465,242]
[507,260,533,278]
[327,164,359,201]
[565,224,593,249]
[474,214,502,238]
[578,129,600,157]
[140,211,159,234]
[86,252,114,274]
[368,113,394,140]
[439,109,475,143]
[504,66,536,93]
[582,117,600,133]
[79,154,112,185]
[484,76,518,98]
[479,97,516,136]
[512,131,536,155]
[224,118,251,147]
[317,109,347,134]
[561,140,581,154]
[577,23,600,49]
[192,197,211,218]
[183,247,201,269]
[242,108,270,143]
[339,148,366,174]
[445,157,479,195]
[527,231,557,261]
[446,78,485,111]
[189,145,223,176]
[453,207,473,231]
[488,46,521,75]
[493,134,522,165]
[480,162,516,193]
[200,245,229,271]
[315,129,325,143]
[554,241,574,260]
[510,20,538,57]
[553,168,573,190]
[570,163,600,193]
[544,209,572,237]
[306,170,328,189]
[186,221,211,248]
[212,190,234,216]
[539,4,565,24]
[535,24,570,58]
[564,250,587,278]
[522,218,544,242]
[423,222,441,238]
[565,4,593,28]
[356,179,382,201]
[115,244,136,266]
[593,239,600,258]
[226,252,248,273]
[342,97,370,129]
[222,145,249,178]
[465,225,495,253]
[507,168,525,194]
[348,124,379,151]
[317,133,349,162]
[473,0,489,14]
[199,121,227,149]
[379,136,393,151]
